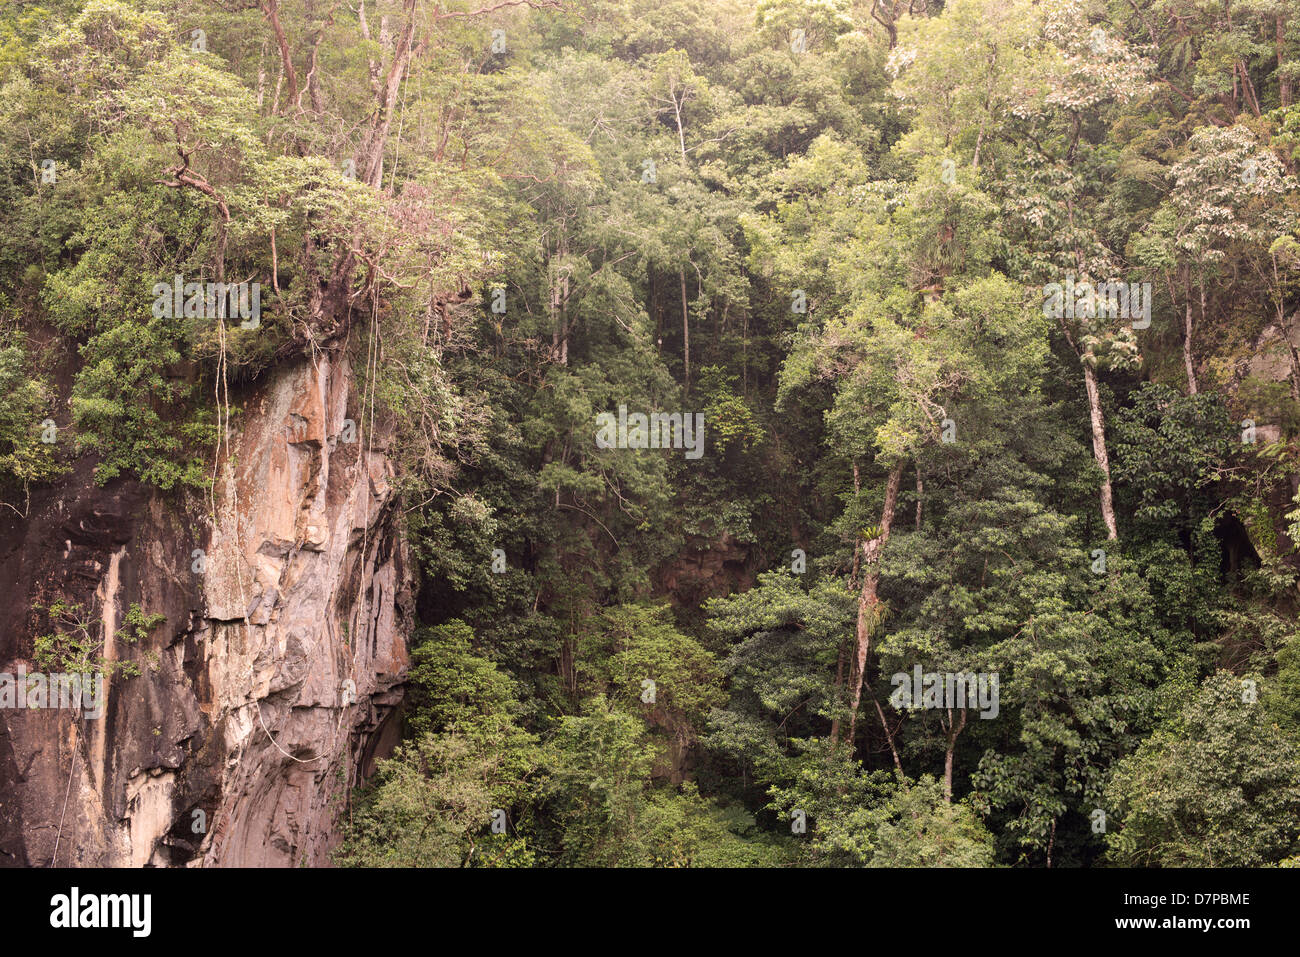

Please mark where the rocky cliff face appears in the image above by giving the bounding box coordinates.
[0,354,411,867]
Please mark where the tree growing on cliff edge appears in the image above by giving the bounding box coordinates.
[5,0,1300,871]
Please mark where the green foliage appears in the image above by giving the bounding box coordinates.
[0,330,63,501]
[70,318,216,489]
[31,598,159,678]
[115,602,166,643]
[338,621,542,868]
[539,695,781,866]
[10,0,1300,871]
[405,620,523,737]
[581,604,724,724]
[337,731,529,868]
[768,746,995,867]
[698,365,764,455]
[1105,671,1300,867]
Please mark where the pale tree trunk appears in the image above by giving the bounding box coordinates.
[672,85,687,164]
[551,271,570,365]
[1082,362,1119,541]
[844,461,905,755]
[1184,269,1200,395]
[357,0,420,188]
[257,41,267,110]
[551,233,570,365]
[874,696,904,778]
[1060,234,1118,540]
[680,268,690,393]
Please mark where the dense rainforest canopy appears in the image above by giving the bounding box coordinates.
[3,0,1300,868]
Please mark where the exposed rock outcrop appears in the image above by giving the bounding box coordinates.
[0,354,411,867]
[656,529,758,610]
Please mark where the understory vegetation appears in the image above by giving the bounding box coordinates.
[3,0,1300,867]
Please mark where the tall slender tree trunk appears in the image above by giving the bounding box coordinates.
[942,708,967,802]
[260,1,299,111]
[844,461,904,755]
[552,240,570,365]
[1183,297,1199,394]
[1184,275,1204,395]
[652,272,661,351]
[1280,17,1293,109]
[874,696,904,778]
[680,268,690,393]
[1082,362,1119,540]
[833,463,864,749]
[257,41,268,110]
[915,470,923,529]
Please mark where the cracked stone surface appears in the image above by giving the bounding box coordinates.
[0,355,412,867]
